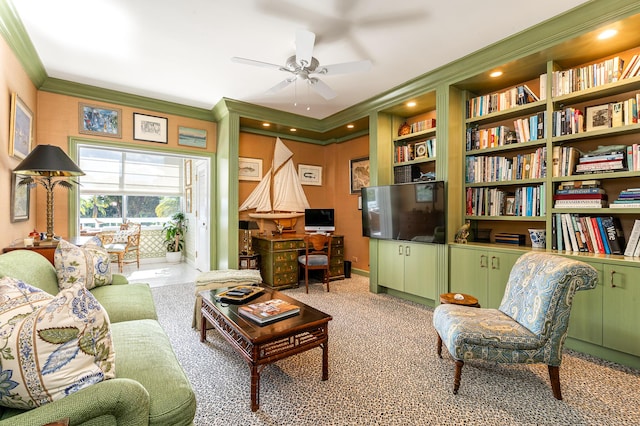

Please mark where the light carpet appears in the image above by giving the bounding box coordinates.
[151,276,640,425]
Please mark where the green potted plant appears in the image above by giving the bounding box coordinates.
[163,212,188,263]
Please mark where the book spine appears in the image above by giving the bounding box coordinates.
[624,219,640,256]
[571,214,587,252]
[555,213,563,251]
[601,216,623,255]
[596,217,611,254]
[585,217,600,254]
[580,216,595,253]
[563,213,579,252]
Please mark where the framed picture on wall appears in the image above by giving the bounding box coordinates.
[185,159,192,187]
[350,157,370,194]
[185,187,192,213]
[11,173,29,222]
[78,103,122,138]
[239,157,262,181]
[133,113,168,143]
[298,164,322,186]
[9,93,33,159]
[178,126,207,148]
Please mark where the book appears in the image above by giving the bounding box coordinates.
[562,214,579,252]
[238,299,300,325]
[553,193,607,200]
[596,217,611,254]
[554,200,607,208]
[584,216,600,254]
[555,188,605,195]
[601,216,625,255]
[623,219,640,257]
[558,180,600,189]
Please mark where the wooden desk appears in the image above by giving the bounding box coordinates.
[3,241,59,265]
[252,234,344,289]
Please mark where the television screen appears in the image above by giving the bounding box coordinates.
[361,181,446,243]
[304,208,335,233]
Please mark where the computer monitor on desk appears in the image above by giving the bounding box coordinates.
[304,208,335,233]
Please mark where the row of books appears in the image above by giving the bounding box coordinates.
[406,118,435,134]
[465,112,547,151]
[394,164,421,184]
[513,112,547,143]
[466,84,539,118]
[575,150,626,174]
[551,146,580,177]
[549,56,626,97]
[610,188,640,209]
[552,213,625,255]
[465,147,547,183]
[466,184,546,217]
[495,233,525,246]
[394,138,436,163]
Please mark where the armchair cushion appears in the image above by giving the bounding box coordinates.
[54,239,112,290]
[0,277,115,410]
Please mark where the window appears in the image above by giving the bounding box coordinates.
[77,145,184,232]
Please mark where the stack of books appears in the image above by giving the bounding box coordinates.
[495,233,526,245]
[575,149,626,174]
[553,180,607,208]
[238,299,300,325]
[610,188,640,208]
[552,213,625,254]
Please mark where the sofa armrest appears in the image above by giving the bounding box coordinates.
[0,378,150,426]
[110,273,129,285]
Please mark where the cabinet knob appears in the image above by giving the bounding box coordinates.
[610,270,617,288]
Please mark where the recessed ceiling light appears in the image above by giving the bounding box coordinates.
[406,101,417,107]
[489,71,503,78]
[598,29,617,40]
[347,124,355,129]
[262,123,270,127]
[290,128,297,132]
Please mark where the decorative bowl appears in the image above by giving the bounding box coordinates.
[528,228,546,249]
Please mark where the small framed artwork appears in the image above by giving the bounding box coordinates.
[414,141,427,159]
[185,159,192,187]
[185,187,192,213]
[585,104,611,132]
[9,93,33,159]
[505,196,516,216]
[79,103,122,138]
[239,157,262,181]
[133,113,168,143]
[11,173,29,222]
[178,126,207,148]
[350,156,370,194]
[298,164,322,186]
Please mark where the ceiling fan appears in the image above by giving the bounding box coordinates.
[232,30,372,100]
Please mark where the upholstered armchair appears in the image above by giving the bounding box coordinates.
[99,222,142,272]
[433,251,597,400]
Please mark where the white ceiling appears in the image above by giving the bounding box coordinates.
[12,0,589,120]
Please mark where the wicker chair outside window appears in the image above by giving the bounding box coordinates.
[99,222,141,272]
[433,252,597,400]
[298,234,332,294]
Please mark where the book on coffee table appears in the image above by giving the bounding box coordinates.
[238,299,300,325]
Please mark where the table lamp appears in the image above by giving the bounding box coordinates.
[13,144,85,241]
[239,220,259,254]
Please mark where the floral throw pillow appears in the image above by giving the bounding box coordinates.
[0,277,115,409]
[55,239,112,290]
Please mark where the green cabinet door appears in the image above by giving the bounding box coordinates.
[486,250,521,309]
[603,264,640,357]
[449,245,489,305]
[567,259,603,345]
[378,240,406,291]
[404,243,437,300]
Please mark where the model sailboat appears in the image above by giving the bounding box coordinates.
[239,137,310,232]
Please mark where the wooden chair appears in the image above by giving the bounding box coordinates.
[298,234,332,294]
[99,222,141,272]
[433,252,597,400]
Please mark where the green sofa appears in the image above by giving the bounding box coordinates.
[0,249,196,425]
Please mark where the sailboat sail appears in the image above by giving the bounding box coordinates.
[239,137,310,215]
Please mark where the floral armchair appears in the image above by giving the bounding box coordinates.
[433,251,597,400]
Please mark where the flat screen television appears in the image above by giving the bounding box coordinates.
[304,208,335,233]
[361,181,446,243]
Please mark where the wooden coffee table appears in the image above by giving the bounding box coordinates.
[199,288,332,411]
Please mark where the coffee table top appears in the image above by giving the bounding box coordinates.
[200,288,332,342]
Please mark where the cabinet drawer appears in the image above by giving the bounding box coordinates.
[330,265,344,277]
[332,247,344,257]
[273,241,305,251]
[273,251,299,263]
[273,271,299,287]
[273,261,298,274]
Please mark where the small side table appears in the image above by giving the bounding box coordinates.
[239,253,260,270]
[439,292,480,308]
[437,292,480,359]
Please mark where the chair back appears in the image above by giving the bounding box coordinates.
[499,252,597,339]
[121,222,141,246]
[302,234,332,263]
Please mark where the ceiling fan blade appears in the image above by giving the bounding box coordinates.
[315,59,372,76]
[231,57,283,71]
[266,78,295,94]
[308,78,336,100]
[295,30,315,67]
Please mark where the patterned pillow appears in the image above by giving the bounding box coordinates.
[0,277,115,409]
[55,239,112,290]
[112,229,134,243]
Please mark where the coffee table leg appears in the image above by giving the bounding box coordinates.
[250,364,260,411]
[199,313,206,342]
[322,339,329,381]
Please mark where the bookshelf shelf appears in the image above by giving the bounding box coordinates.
[465,100,546,125]
[393,127,436,143]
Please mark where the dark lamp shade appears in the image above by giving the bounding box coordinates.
[13,144,84,177]
[239,220,259,230]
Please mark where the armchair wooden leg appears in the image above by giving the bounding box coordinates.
[305,268,309,294]
[548,365,563,400]
[436,334,443,358]
[325,270,330,292]
[453,360,464,395]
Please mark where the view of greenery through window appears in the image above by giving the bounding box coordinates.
[79,195,180,227]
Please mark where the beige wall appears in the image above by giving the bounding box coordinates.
[1,36,38,247]
[239,132,370,272]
